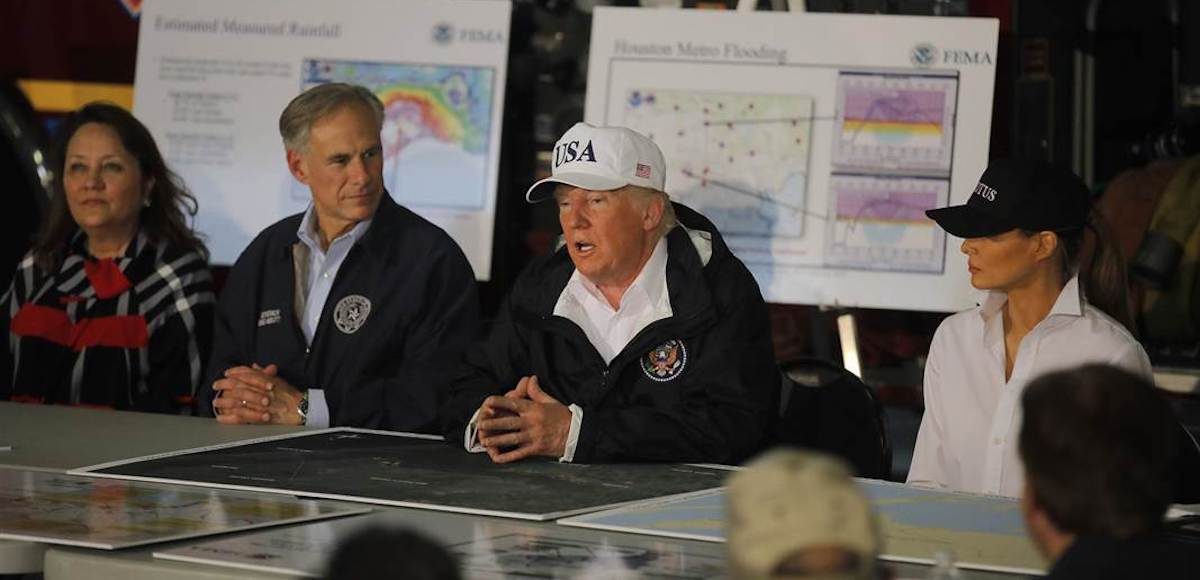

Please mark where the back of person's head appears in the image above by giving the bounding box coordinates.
[727,449,879,580]
[1019,364,1178,538]
[323,525,460,580]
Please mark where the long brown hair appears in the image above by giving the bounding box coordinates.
[1032,210,1136,333]
[31,102,207,272]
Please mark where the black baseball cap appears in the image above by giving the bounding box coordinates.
[926,158,1091,239]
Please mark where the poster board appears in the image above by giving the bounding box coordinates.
[586,8,998,311]
[134,0,511,279]
[0,468,368,550]
[73,428,729,521]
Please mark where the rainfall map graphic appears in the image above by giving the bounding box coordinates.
[833,72,958,176]
[825,175,948,272]
[302,58,494,209]
[622,89,814,239]
[824,71,959,273]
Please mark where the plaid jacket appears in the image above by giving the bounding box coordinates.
[0,232,215,412]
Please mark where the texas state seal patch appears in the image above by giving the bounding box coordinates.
[334,294,372,334]
[641,339,688,382]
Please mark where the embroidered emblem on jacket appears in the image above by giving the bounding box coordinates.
[334,295,372,334]
[641,339,687,382]
[257,309,282,327]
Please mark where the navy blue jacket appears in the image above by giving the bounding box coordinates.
[204,194,479,431]
[441,203,778,464]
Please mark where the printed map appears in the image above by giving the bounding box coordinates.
[0,468,364,549]
[623,89,814,239]
[559,480,1045,574]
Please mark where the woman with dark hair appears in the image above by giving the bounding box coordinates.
[0,102,214,413]
[907,158,1151,497]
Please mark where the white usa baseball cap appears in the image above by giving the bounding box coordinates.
[525,122,667,203]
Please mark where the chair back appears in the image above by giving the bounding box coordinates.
[769,357,892,480]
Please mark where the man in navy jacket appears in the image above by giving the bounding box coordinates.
[206,83,478,431]
[442,123,777,464]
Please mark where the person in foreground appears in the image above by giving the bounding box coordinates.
[727,449,881,580]
[908,158,1151,497]
[323,525,460,580]
[206,83,479,430]
[441,122,777,464]
[1019,364,1200,579]
[0,102,214,412]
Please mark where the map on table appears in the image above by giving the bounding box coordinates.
[301,58,495,210]
[558,480,1046,575]
[156,525,728,579]
[0,468,368,550]
[450,533,727,579]
[72,428,730,521]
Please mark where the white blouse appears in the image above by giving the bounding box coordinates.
[907,276,1152,497]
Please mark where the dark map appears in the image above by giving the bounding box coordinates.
[85,429,729,520]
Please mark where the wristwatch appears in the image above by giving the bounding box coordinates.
[297,389,310,426]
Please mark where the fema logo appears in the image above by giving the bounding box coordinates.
[433,22,454,45]
[641,339,688,382]
[911,43,937,68]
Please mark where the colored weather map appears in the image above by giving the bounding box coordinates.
[833,72,958,176]
[622,89,814,239]
[562,481,1044,574]
[824,175,949,273]
[302,59,494,209]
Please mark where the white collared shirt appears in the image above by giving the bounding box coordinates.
[464,237,673,462]
[907,276,1152,497]
[553,237,673,365]
[293,205,373,428]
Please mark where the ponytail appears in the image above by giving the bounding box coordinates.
[1070,212,1136,334]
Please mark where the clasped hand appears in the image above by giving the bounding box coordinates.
[474,376,571,464]
[212,363,304,425]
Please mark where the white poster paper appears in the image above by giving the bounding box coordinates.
[134,0,511,279]
[586,8,998,311]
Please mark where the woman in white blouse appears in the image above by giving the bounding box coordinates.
[907,158,1151,497]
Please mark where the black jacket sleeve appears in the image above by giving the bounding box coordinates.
[439,279,531,440]
[198,250,259,416]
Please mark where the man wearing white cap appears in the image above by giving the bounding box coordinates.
[440,122,778,464]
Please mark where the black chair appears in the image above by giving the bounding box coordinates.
[768,357,892,480]
[1174,423,1200,504]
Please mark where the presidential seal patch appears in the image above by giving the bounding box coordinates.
[641,339,687,382]
[334,295,372,334]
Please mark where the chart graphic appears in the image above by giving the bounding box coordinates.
[833,72,958,176]
[302,58,495,209]
[622,89,814,238]
[824,175,948,273]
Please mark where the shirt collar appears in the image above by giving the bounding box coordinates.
[566,236,670,313]
[978,275,1085,320]
[296,204,373,256]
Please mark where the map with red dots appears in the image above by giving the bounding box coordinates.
[622,90,814,239]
